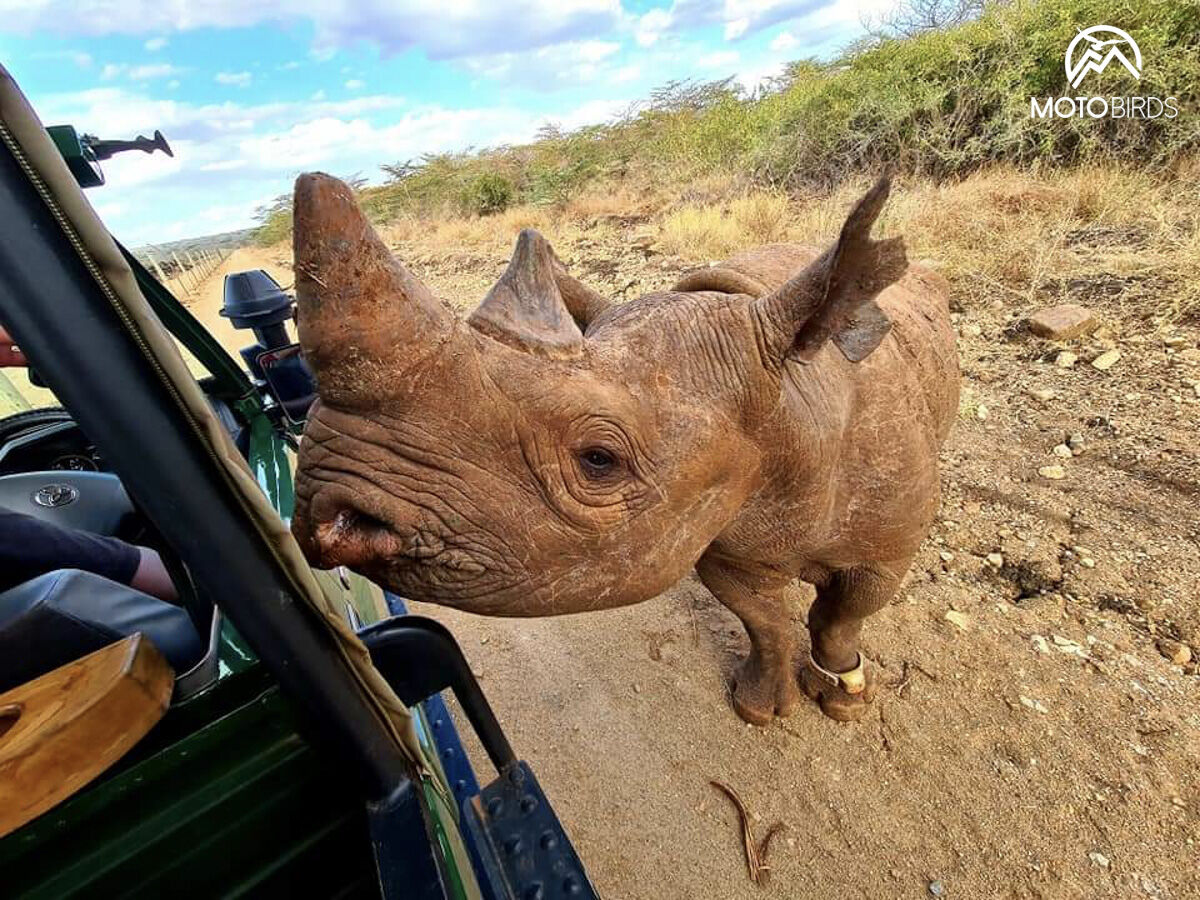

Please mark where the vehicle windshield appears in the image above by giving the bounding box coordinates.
[0,367,56,415]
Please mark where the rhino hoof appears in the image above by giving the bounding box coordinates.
[730,656,801,726]
[799,660,878,722]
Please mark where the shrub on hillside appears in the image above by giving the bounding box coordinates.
[461,172,516,216]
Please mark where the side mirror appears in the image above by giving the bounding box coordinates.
[257,343,317,424]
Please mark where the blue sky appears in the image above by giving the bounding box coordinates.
[0,0,895,247]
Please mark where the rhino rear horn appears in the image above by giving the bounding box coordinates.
[469,229,586,358]
[292,172,455,407]
[752,176,906,365]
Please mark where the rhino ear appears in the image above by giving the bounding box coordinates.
[469,229,585,359]
[752,176,906,365]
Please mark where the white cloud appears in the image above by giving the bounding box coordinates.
[625,0,860,46]
[31,49,93,67]
[101,61,184,81]
[462,39,624,89]
[144,36,167,51]
[577,40,620,62]
[0,0,625,60]
[769,29,797,52]
[612,64,641,83]
[129,63,182,80]
[215,71,252,87]
[33,84,607,246]
[735,60,786,93]
[698,49,740,70]
[344,78,365,90]
[724,18,749,39]
[279,61,302,70]
[199,159,249,172]
[633,7,672,47]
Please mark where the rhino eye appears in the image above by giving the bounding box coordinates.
[578,447,617,478]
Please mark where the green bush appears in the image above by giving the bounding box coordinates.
[462,172,516,215]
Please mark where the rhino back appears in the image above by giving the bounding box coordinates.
[674,244,958,442]
[675,245,959,568]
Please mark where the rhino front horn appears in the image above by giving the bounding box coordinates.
[292,172,455,408]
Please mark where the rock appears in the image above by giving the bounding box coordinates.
[1088,851,1110,868]
[1068,433,1085,454]
[1019,695,1049,714]
[1080,557,1096,568]
[986,552,1004,567]
[1038,464,1067,480]
[939,550,955,563]
[632,682,642,694]
[928,880,945,897]
[1028,304,1098,340]
[1052,443,1073,458]
[944,610,970,630]
[976,404,989,421]
[1156,639,1192,666]
[1031,634,1050,654]
[1028,388,1056,402]
[1091,349,1122,371]
[961,323,982,337]
[1055,351,1078,369]
[1163,334,1189,349]
[1052,634,1087,658]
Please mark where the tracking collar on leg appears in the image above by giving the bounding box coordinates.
[808,651,866,694]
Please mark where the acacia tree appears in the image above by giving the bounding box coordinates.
[874,0,990,37]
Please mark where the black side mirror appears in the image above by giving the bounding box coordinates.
[257,343,316,424]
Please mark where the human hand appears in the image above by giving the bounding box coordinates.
[0,327,28,367]
[132,547,180,604]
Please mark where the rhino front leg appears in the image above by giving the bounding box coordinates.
[696,554,800,726]
[800,564,905,722]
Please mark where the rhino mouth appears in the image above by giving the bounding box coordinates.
[305,502,489,581]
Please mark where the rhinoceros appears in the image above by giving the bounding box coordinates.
[289,172,959,724]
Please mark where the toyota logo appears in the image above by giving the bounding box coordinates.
[32,483,79,508]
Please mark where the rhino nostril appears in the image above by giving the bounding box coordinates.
[310,506,396,568]
[334,507,390,536]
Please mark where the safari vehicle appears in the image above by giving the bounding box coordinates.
[0,68,595,899]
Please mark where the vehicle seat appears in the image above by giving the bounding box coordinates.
[0,569,204,694]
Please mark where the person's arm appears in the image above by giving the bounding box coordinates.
[0,326,28,367]
[0,511,177,602]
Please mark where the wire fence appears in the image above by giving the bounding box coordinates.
[134,245,231,300]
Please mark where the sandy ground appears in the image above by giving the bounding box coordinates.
[189,232,1199,899]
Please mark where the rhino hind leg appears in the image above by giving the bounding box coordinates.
[696,555,801,726]
[800,564,905,721]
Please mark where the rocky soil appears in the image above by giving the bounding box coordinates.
[211,207,1199,899]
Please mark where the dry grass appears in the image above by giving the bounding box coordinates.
[658,190,790,259]
[764,163,1200,325]
[337,160,1200,327]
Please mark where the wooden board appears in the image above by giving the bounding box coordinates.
[0,633,174,838]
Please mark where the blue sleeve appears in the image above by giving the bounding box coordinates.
[0,511,141,593]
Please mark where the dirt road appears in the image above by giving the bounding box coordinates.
[189,231,1199,899]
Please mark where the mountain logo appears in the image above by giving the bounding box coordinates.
[1065,26,1142,89]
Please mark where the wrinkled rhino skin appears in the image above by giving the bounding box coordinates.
[290,172,959,725]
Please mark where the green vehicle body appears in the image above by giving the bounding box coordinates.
[0,131,475,898]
